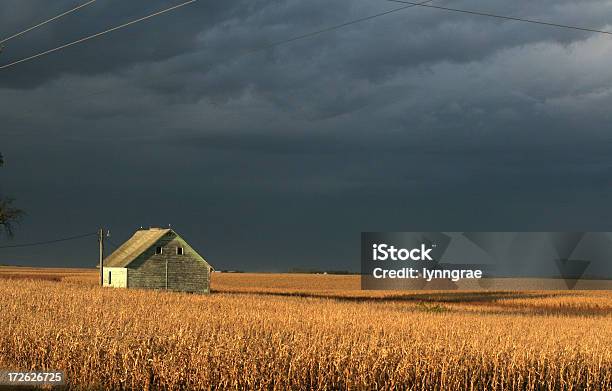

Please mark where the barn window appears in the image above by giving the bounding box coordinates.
[108,271,112,284]
[177,247,184,255]
[156,246,163,254]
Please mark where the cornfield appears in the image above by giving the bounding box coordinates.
[0,268,611,390]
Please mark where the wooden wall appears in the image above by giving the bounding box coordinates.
[102,267,128,288]
[127,232,210,293]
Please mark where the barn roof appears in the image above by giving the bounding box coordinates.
[103,228,172,268]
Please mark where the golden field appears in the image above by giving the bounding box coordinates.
[0,267,611,390]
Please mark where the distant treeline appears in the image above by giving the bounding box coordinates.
[287,268,358,275]
[213,269,358,275]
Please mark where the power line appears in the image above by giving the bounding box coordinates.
[251,0,437,53]
[0,0,436,119]
[0,232,97,249]
[387,0,612,35]
[0,0,431,72]
[0,0,198,70]
[105,238,121,251]
[0,0,97,45]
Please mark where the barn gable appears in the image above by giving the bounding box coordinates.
[103,228,211,270]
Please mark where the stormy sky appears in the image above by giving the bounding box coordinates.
[1,0,612,271]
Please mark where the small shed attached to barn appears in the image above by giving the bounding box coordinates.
[102,228,213,294]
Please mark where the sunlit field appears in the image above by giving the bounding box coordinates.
[1,267,611,390]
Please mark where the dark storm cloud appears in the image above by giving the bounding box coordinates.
[1,0,612,271]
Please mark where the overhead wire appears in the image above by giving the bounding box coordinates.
[0,0,436,71]
[0,0,198,70]
[0,231,97,249]
[250,0,438,53]
[105,238,121,252]
[386,0,612,35]
[0,0,436,124]
[0,0,97,45]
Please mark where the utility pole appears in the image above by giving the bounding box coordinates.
[98,227,104,286]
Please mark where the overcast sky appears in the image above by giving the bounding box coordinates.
[1,0,612,271]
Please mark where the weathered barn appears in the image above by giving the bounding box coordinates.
[102,228,213,294]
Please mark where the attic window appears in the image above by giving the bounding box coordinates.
[177,247,184,255]
[156,246,163,255]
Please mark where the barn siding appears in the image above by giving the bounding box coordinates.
[127,233,210,293]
